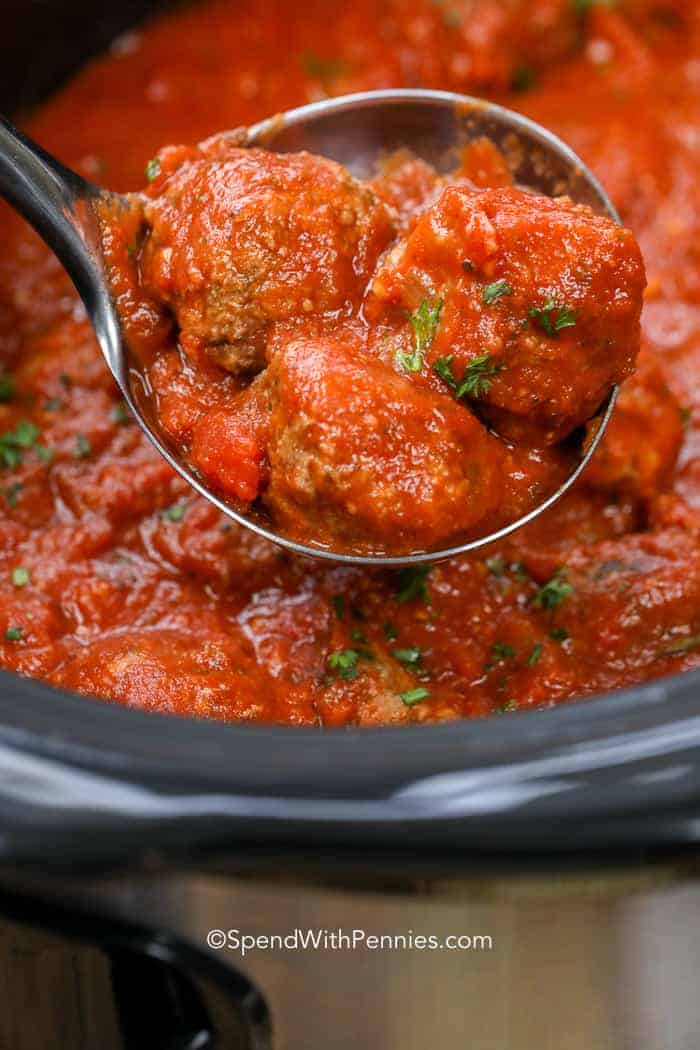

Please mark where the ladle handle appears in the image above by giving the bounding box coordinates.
[0,116,103,306]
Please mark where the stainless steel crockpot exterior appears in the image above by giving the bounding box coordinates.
[1,0,700,876]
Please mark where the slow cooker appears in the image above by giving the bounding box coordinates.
[2,2,700,1047]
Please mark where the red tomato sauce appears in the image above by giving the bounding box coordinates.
[0,0,696,724]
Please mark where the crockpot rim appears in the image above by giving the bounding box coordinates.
[2,0,700,865]
[0,666,699,864]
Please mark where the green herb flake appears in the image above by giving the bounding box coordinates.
[527,643,544,666]
[301,52,348,82]
[400,686,430,706]
[500,698,518,712]
[112,401,132,426]
[351,629,369,644]
[165,502,186,523]
[73,434,92,459]
[398,297,444,373]
[550,627,569,643]
[395,564,433,605]
[433,351,501,400]
[442,7,462,27]
[331,595,345,620]
[383,621,398,641]
[482,279,513,305]
[0,375,15,403]
[488,642,517,670]
[11,567,29,588]
[5,626,22,642]
[0,421,40,469]
[534,570,574,610]
[392,646,422,665]
[4,482,22,509]
[327,647,373,681]
[571,0,617,12]
[35,446,53,464]
[145,157,162,182]
[512,66,537,92]
[664,634,700,656]
[456,352,501,399]
[485,556,506,577]
[432,354,458,389]
[529,295,577,337]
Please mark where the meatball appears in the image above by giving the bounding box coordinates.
[584,349,684,501]
[262,333,505,554]
[139,138,395,374]
[367,184,645,444]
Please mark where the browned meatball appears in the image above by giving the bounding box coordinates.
[139,138,395,374]
[263,332,505,555]
[367,184,645,445]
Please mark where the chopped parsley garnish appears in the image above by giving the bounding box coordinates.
[664,634,700,656]
[432,354,458,389]
[395,564,433,605]
[485,556,506,577]
[165,502,186,523]
[5,626,22,642]
[0,375,15,403]
[512,66,537,92]
[571,0,616,12]
[482,279,513,305]
[500,698,518,712]
[35,446,53,464]
[112,401,132,425]
[527,643,543,666]
[441,7,462,27]
[534,570,573,610]
[486,642,516,672]
[433,352,501,400]
[145,157,161,182]
[392,646,422,665]
[383,621,398,641]
[529,295,577,336]
[11,567,29,588]
[0,421,40,468]
[351,629,368,644]
[328,647,373,681]
[398,297,443,372]
[457,353,501,399]
[550,627,569,643]
[331,595,345,620]
[4,482,22,508]
[400,686,430,706]
[73,434,92,459]
[301,52,348,82]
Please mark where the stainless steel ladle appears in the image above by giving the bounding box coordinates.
[0,89,619,566]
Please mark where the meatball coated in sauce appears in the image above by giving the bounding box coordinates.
[262,334,505,554]
[139,139,395,374]
[368,185,646,445]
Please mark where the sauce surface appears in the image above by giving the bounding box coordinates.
[0,0,696,724]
